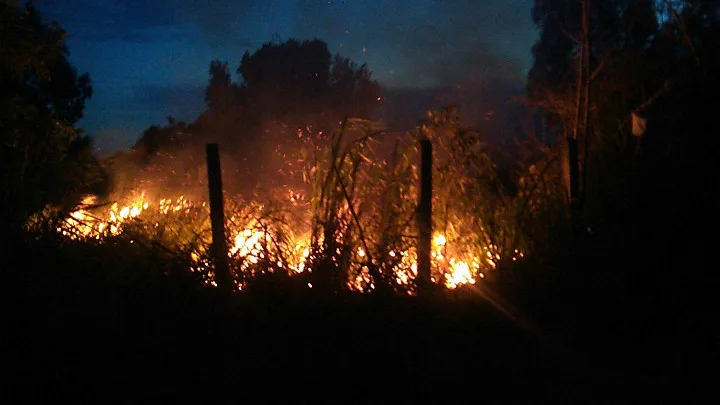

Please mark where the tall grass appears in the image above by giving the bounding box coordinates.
[28,109,570,295]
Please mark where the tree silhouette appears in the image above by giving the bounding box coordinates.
[238,38,331,115]
[232,38,381,123]
[329,54,382,119]
[205,60,236,113]
[528,0,659,131]
[527,0,720,278]
[0,2,106,232]
[133,38,381,196]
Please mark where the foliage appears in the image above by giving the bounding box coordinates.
[205,60,234,112]
[328,54,382,118]
[519,2,720,358]
[527,0,720,237]
[0,2,107,232]
[130,38,382,198]
[41,107,569,297]
[300,118,418,293]
[421,109,567,283]
[238,38,332,117]
[285,109,567,293]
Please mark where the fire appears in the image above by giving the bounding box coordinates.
[57,191,522,292]
[59,193,150,239]
[431,232,478,288]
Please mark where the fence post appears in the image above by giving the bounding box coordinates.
[206,143,231,292]
[417,138,433,296]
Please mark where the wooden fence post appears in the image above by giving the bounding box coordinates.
[206,143,231,292]
[417,138,433,296]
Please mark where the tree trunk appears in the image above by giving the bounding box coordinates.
[568,0,591,236]
[581,0,592,206]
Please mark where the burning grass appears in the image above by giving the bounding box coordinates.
[39,111,563,294]
[53,192,496,293]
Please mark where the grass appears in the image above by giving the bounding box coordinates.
[5,111,715,403]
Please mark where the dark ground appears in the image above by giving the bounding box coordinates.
[1,233,715,404]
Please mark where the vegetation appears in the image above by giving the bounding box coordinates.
[126,38,382,197]
[2,0,718,401]
[0,2,107,235]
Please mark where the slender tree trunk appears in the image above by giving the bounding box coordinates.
[569,0,591,236]
[581,0,592,207]
[569,5,584,233]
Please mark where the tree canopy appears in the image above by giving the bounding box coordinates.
[529,0,720,142]
[201,38,381,128]
[1,2,106,232]
[527,0,720,248]
[132,38,381,196]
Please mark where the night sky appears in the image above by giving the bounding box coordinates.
[38,0,538,153]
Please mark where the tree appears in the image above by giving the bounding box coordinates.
[239,39,331,96]
[205,60,236,113]
[125,38,384,199]
[232,38,381,123]
[132,38,381,198]
[525,0,720,349]
[528,0,660,147]
[235,38,331,121]
[527,0,660,227]
[528,0,720,251]
[329,54,382,119]
[528,0,658,103]
[1,2,106,233]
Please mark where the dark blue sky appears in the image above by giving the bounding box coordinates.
[38,0,538,153]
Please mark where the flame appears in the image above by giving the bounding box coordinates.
[58,192,523,292]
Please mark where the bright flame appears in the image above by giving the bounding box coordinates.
[57,193,524,292]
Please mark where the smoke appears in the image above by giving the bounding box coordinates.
[292,0,537,89]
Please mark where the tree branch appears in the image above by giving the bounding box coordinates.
[664,0,701,67]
